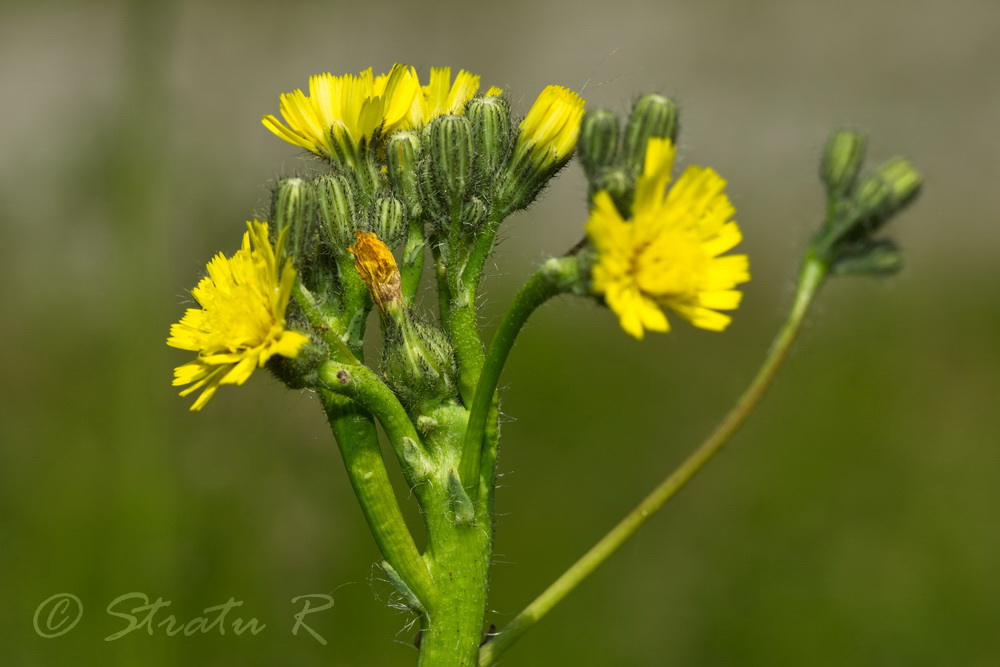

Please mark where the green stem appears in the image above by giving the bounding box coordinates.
[320,392,434,609]
[318,360,434,492]
[401,218,426,305]
[418,497,492,666]
[458,257,579,498]
[292,281,357,364]
[430,232,453,335]
[448,293,485,407]
[335,256,376,352]
[417,412,493,666]
[461,213,503,297]
[478,254,829,666]
[442,211,506,407]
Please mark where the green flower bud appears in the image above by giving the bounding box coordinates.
[315,173,358,251]
[852,174,893,224]
[578,109,620,182]
[832,238,904,276]
[811,134,922,279]
[461,196,489,233]
[595,167,633,218]
[467,94,512,178]
[622,94,679,176]
[853,158,922,232]
[872,157,923,215]
[386,131,422,216]
[821,129,867,199]
[271,177,316,261]
[382,314,458,410]
[417,157,445,222]
[373,196,405,248]
[427,114,474,213]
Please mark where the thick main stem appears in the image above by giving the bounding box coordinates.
[418,495,492,666]
[416,408,494,666]
[417,256,580,663]
[479,255,828,665]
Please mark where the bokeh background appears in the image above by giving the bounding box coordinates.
[3,0,998,664]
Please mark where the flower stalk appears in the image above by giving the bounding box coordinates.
[321,392,434,609]
[478,253,827,665]
[458,255,583,499]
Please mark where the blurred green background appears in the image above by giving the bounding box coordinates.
[3,0,998,664]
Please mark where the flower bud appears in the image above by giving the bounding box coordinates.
[622,94,678,176]
[348,230,458,409]
[810,137,921,278]
[459,196,489,236]
[427,114,474,213]
[382,316,458,410]
[315,173,358,251]
[386,131,422,216]
[821,129,866,199]
[514,85,586,170]
[496,85,585,213]
[373,196,405,248]
[417,158,445,222]
[595,167,633,218]
[271,178,316,261]
[853,158,922,231]
[467,94,512,178]
[852,175,893,224]
[872,157,923,215]
[578,109,620,182]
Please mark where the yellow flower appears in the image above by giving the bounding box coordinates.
[515,84,586,167]
[400,66,493,130]
[348,230,401,310]
[168,221,309,410]
[587,138,750,339]
[262,64,420,160]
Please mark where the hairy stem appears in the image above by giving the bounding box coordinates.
[479,254,828,665]
[401,218,427,305]
[292,281,357,363]
[321,392,433,609]
[318,361,434,494]
[458,257,580,500]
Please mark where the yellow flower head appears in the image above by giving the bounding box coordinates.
[262,64,420,160]
[348,230,401,310]
[400,67,496,130]
[587,138,750,339]
[516,84,586,166]
[167,221,309,410]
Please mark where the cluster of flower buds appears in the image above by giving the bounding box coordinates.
[573,96,750,338]
[814,129,922,276]
[256,65,585,410]
[576,94,679,217]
